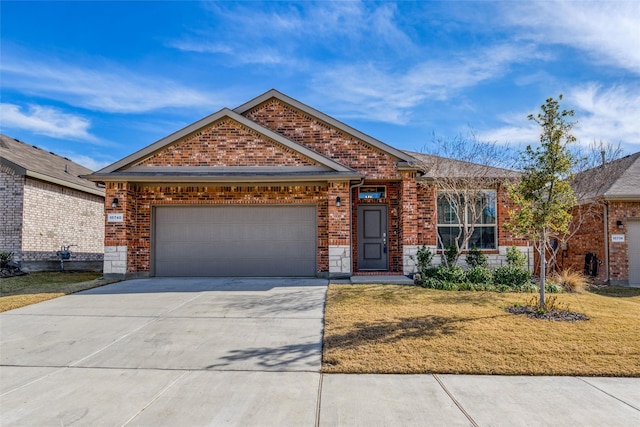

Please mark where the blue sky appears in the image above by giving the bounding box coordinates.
[1,1,639,170]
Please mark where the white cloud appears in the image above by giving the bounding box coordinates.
[1,55,220,113]
[313,44,539,124]
[0,103,97,141]
[477,84,640,150]
[172,1,416,65]
[64,154,112,171]
[503,1,640,74]
[569,84,640,145]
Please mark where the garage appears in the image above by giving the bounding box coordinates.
[153,205,317,277]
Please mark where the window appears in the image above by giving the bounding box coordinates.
[359,186,386,199]
[436,190,496,250]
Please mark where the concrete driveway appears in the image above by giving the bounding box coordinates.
[1,278,326,426]
[2,277,639,426]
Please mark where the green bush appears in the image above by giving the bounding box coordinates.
[545,282,564,293]
[443,245,458,267]
[465,266,494,284]
[0,251,13,268]
[412,245,434,276]
[466,246,488,268]
[506,246,527,268]
[494,264,532,289]
[436,265,466,283]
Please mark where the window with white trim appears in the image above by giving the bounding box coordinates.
[436,190,497,250]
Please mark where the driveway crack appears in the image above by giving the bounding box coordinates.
[433,374,479,427]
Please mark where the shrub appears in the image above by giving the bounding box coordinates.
[545,282,564,294]
[466,266,493,285]
[443,245,458,267]
[436,266,466,283]
[0,251,13,268]
[494,264,532,289]
[551,269,588,293]
[506,246,527,268]
[412,245,434,276]
[466,245,488,268]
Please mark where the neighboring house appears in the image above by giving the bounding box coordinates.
[0,134,105,271]
[86,90,531,279]
[562,152,640,286]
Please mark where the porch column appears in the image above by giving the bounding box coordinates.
[327,181,351,276]
[103,182,130,279]
[401,170,419,274]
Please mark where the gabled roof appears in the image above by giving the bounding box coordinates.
[404,151,521,180]
[0,134,104,197]
[87,108,363,183]
[234,89,417,166]
[572,152,640,201]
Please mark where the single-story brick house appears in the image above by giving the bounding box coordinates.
[86,90,531,279]
[561,152,640,286]
[0,134,105,271]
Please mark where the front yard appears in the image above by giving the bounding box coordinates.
[0,272,109,312]
[323,284,640,376]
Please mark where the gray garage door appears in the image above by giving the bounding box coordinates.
[153,205,317,277]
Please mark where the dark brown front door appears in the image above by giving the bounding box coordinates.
[357,205,388,270]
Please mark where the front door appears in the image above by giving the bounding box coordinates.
[357,205,388,270]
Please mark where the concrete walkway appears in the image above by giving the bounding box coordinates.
[1,278,638,426]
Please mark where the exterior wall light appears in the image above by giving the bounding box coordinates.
[112,197,119,208]
[617,220,624,229]
[336,196,341,207]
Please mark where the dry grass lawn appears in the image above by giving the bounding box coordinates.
[0,272,110,312]
[323,284,640,376]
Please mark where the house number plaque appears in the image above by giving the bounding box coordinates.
[107,213,124,223]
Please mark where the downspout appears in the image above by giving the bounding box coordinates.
[603,201,610,283]
[349,177,366,276]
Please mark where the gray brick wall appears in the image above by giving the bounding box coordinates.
[0,165,25,259]
[21,178,104,263]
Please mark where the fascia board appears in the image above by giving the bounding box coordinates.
[26,171,105,197]
[83,172,364,184]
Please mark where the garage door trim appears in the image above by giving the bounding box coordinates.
[151,204,318,277]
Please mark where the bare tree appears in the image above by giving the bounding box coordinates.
[411,131,518,266]
[544,140,626,274]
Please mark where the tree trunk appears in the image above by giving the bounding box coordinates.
[539,233,546,309]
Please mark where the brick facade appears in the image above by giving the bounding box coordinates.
[242,99,401,179]
[1,164,104,271]
[96,91,533,278]
[105,183,330,275]
[410,182,532,271]
[531,201,640,285]
[139,119,318,167]
[21,178,104,266]
[0,164,25,258]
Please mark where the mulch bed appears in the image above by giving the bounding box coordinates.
[506,305,590,321]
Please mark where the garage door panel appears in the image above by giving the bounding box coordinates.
[154,206,317,277]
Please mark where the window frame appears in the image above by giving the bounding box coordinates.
[436,189,497,250]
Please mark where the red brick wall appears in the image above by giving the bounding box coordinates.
[328,181,350,245]
[607,201,640,282]
[527,201,639,283]
[416,184,437,245]
[242,99,401,179]
[138,118,318,167]
[415,182,527,248]
[497,183,529,247]
[401,171,418,246]
[559,204,606,279]
[106,183,329,274]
